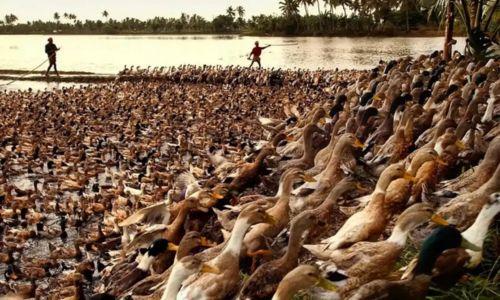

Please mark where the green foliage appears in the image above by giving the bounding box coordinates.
[0,2,439,35]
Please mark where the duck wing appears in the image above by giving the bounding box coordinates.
[126,224,167,251]
[119,202,169,227]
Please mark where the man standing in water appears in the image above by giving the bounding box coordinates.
[45,37,60,77]
[248,41,270,69]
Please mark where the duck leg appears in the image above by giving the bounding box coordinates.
[247,249,273,272]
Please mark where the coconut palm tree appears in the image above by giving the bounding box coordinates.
[236,5,245,19]
[280,0,300,17]
[299,0,314,16]
[426,0,498,58]
[102,10,109,20]
[4,14,18,25]
[236,6,246,28]
[53,12,60,23]
[226,6,236,19]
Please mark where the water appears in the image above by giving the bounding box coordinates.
[1,35,466,73]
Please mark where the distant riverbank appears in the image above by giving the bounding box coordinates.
[1,35,467,74]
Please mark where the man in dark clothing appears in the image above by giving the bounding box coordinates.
[248,41,270,69]
[45,37,60,77]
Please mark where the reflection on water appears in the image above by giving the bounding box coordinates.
[1,34,465,75]
[0,80,88,91]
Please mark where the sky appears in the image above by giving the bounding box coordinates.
[1,0,284,23]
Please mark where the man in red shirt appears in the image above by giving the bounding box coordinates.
[248,41,270,69]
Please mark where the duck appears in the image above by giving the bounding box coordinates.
[105,239,176,296]
[126,231,215,297]
[439,136,500,195]
[422,192,500,289]
[271,264,338,300]
[348,225,481,300]
[177,204,274,299]
[239,210,319,300]
[49,240,83,260]
[355,163,414,208]
[291,133,362,209]
[278,124,324,171]
[159,256,220,300]
[228,145,275,193]
[305,204,440,294]
[243,169,313,257]
[437,162,500,229]
[125,196,204,251]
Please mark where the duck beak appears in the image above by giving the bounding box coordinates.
[316,277,338,291]
[285,135,294,142]
[301,173,316,183]
[436,157,448,166]
[430,214,449,226]
[353,138,364,149]
[211,192,225,200]
[200,237,217,247]
[167,243,179,251]
[201,263,220,274]
[455,140,466,150]
[460,237,481,251]
[403,172,416,182]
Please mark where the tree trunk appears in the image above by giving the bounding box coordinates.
[405,0,410,32]
[317,0,322,31]
[444,0,455,61]
[484,0,499,31]
[474,0,483,28]
[303,3,309,16]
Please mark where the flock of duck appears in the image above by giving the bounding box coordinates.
[0,52,499,300]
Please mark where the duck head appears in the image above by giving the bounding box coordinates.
[238,204,275,226]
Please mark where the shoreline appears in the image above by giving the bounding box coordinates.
[0,30,466,38]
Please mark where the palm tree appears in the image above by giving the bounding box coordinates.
[102,10,109,20]
[299,0,314,16]
[279,0,300,18]
[427,0,498,58]
[236,6,246,28]
[226,6,236,19]
[236,6,245,19]
[53,12,60,23]
[4,14,18,25]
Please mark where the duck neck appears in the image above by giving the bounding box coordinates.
[317,185,350,211]
[281,223,305,267]
[481,164,500,193]
[387,224,410,247]
[275,176,295,198]
[302,128,318,162]
[169,205,190,236]
[462,205,499,250]
[374,174,393,194]
[161,264,190,300]
[216,217,250,265]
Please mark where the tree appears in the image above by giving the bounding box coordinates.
[236,6,245,19]
[280,0,300,18]
[226,6,236,19]
[427,0,498,58]
[4,14,18,25]
[236,6,246,27]
[299,0,314,16]
[102,10,109,19]
[53,12,60,23]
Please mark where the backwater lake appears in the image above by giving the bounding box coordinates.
[1,34,466,90]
